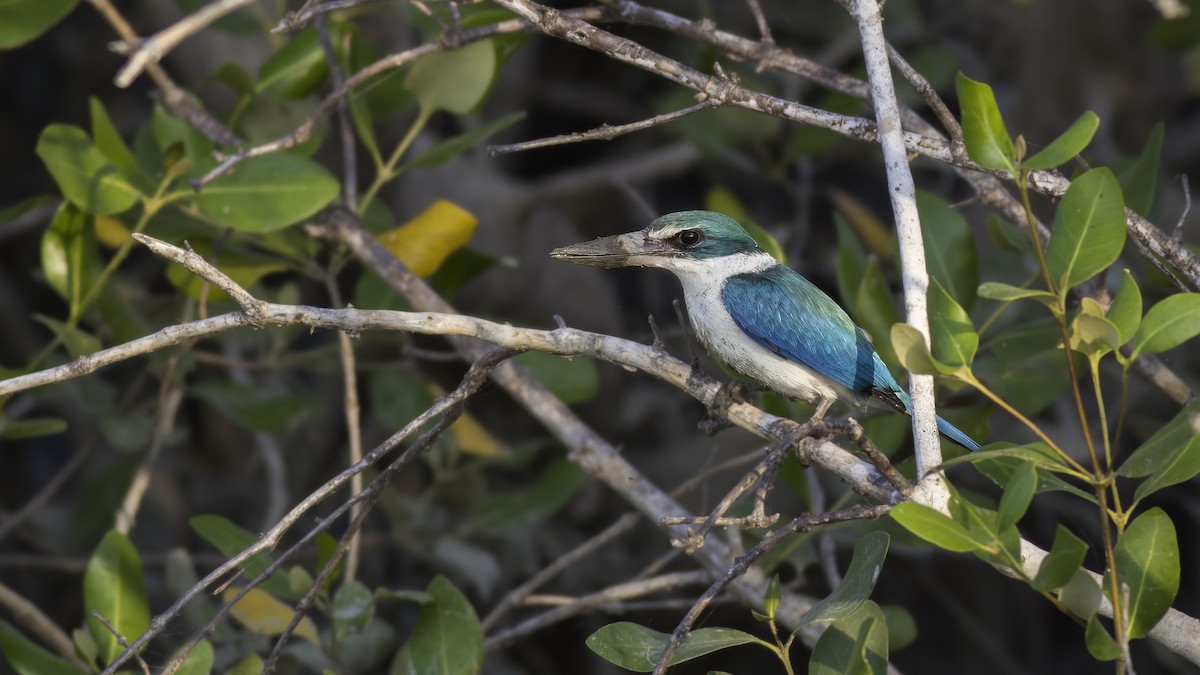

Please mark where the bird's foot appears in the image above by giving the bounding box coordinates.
[807,397,835,423]
[699,380,763,435]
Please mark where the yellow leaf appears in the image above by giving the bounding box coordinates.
[222,587,320,644]
[377,200,478,277]
[94,214,131,248]
[428,383,508,457]
[829,189,894,261]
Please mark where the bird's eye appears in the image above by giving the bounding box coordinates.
[676,229,703,247]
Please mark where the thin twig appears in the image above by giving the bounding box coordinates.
[488,100,719,156]
[652,504,893,675]
[316,14,358,213]
[274,0,389,32]
[91,611,151,675]
[113,0,260,89]
[114,370,186,534]
[742,0,774,44]
[324,274,365,582]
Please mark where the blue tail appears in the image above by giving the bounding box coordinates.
[935,415,981,451]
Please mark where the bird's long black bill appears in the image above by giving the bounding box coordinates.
[550,235,635,269]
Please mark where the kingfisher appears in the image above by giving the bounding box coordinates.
[551,210,980,451]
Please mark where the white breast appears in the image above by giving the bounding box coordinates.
[667,253,851,405]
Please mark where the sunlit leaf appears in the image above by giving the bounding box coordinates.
[1131,292,1200,359]
[1046,168,1125,291]
[1111,507,1179,638]
[890,502,981,552]
[996,460,1036,532]
[977,282,1057,307]
[1107,269,1142,345]
[1022,111,1099,170]
[222,588,319,644]
[890,323,951,376]
[37,125,140,215]
[1060,569,1102,619]
[378,200,478,277]
[955,72,1015,172]
[84,531,150,665]
[928,278,977,369]
[257,26,333,99]
[405,39,496,114]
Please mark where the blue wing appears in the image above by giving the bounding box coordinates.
[721,266,981,451]
[721,266,903,400]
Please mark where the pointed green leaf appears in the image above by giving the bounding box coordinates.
[1022,111,1100,170]
[890,323,950,376]
[71,627,96,666]
[332,581,375,637]
[1032,525,1089,592]
[409,111,524,169]
[1085,615,1120,661]
[406,39,496,114]
[1107,269,1142,345]
[37,125,140,215]
[511,352,599,405]
[1131,292,1200,359]
[40,204,100,314]
[256,26,331,99]
[976,281,1058,307]
[955,72,1015,172]
[1118,399,1200,503]
[1112,508,1179,638]
[996,460,1036,532]
[407,576,482,675]
[0,416,68,439]
[890,502,981,552]
[835,215,868,310]
[188,515,293,599]
[586,622,764,672]
[928,278,977,369]
[1119,122,1163,216]
[84,531,150,665]
[797,532,889,627]
[0,621,83,675]
[851,258,900,368]
[917,191,979,308]
[763,575,781,619]
[1046,167,1126,291]
[90,98,155,194]
[0,0,79,49]
[192,153,338,232]
[809,602,889,675]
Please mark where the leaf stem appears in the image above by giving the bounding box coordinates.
[358,107,431,216]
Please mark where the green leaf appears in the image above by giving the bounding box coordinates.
[1119,122,1163,216]
[890,323,950,376]
[586,622,764,672]
[1112,507,1179,638]
[851,258,901,369]
[0,416,68,439]
[408,111,525,169]
[256,26,331,99]
[1060,569,1102,619]
[90,98,155,194]
[512,352,599,404]
[976,281,1057,307]
[917,191,979,308]
[809,602,889,675]
[835,215,868,310]
[188,515,293,599]
[406,39,496,115]
[1045,167,1126,291]
[37,125,140,215]
[0,622,83,675]
[192,153,338,232]
[1084,615,1120,661]
[33,315,101,359]
[705,187,787,264]
[190,379,317,436]
[1032,525,1089,592]
[1022,111,1100,170]
[460,459,586,536]
[332,581,375,638]
[797,532,889,627]
[955,72,1015,172]
[40,204,100,315]
[225,653,263,675]
[1069,298,1121,356]
[763,575,781,620]
[928,278,977,369]
[996,460,1036,532]
[406,576,482,675]
[0,0,79,49]
[173,639,213,675]
[1108,269,1142,345]
[71,627,96,666]
[890,502,981,552]
[1131,292,1200,359]
[1119,399,1200,503]
[84,531,150,665]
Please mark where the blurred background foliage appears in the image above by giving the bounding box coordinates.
[1,0,1199,673]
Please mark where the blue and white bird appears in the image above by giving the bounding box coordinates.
[551,210,980,451]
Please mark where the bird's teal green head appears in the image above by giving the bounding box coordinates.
[550,211,761,269]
